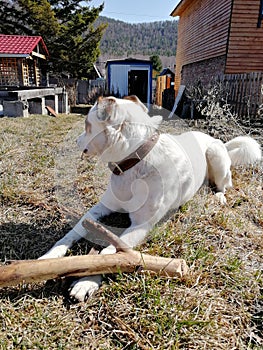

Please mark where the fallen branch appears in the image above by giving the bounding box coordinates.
[0,219,189,288]
[82,219,132,252]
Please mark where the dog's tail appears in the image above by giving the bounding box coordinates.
[225,136,262,167]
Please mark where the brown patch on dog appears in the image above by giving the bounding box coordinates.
[85,119,92,134]
[97,96,104,103]
[97,96,116,105]
[97,97,117,121]
[123,95,148,113]
[123,95,140,103]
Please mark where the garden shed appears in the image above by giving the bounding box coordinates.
[171,0,263,117]
[0,35,68,117]
[0,34,49,87]
[106,58,152,105]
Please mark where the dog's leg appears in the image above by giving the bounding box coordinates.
[69,183,176,301]
[39,202,113,260]
[206,140,232,204]
[69,247,102,301]
[69,221,152,301]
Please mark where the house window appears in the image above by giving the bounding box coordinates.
[257,0,263,27]
[0,58,19,86]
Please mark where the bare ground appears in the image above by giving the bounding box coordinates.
[0,113,262,349]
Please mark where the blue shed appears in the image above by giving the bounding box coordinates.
[106,58,153,106]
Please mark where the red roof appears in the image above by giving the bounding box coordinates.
[0,34,49,56]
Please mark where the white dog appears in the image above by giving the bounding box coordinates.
[40,96,262,301]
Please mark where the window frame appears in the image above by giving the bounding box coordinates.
[257,0,263,27]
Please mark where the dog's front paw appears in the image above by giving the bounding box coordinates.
[38,245,68,260]
[69,275,102,302]
[215,192,227,205]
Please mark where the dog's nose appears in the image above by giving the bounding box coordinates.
[81,148,89,160]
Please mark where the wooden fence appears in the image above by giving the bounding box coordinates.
[155,75,167,107]
[77,79,106,105]
[48,77,106,106]
[219,72,263,119]
[155,75,175,111]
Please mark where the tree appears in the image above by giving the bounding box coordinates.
[0,0,107,78]
[150,54,163,72]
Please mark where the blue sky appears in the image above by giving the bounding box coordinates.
[90,0,180,23]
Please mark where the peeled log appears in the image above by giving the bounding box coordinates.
[0,252,188,288]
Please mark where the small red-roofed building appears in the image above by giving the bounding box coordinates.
[0,34,49,87]
[0,35,69,117]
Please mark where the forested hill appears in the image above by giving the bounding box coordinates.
[96,16,178,58]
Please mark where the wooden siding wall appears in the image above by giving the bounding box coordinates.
[226,0,263,73]
[174,0,232,92]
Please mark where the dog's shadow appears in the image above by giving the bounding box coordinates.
[0,220,70,261]
[0,219,69,303]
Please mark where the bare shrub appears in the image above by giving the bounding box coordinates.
[186,81,248,141]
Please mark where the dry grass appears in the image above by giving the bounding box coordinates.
[0,113,262,349]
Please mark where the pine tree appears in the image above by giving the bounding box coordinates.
[150,54,163,72]
[0,0,106,78]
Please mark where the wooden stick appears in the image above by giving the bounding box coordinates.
[82,218,132,252]
[0,219,189,288]
[0,252,188,288]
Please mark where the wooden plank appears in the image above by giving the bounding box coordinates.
[241,73,247,117]
[45,105,58,117]
[251,72,258,116]
[169,85,185,118]
[237,74,242,116]
[229,30,263,36]
[228,41,263,49]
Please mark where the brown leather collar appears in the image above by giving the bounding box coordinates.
[108,132,159,175]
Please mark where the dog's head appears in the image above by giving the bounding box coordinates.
[77,96,162,162]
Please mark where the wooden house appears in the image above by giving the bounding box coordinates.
[106,58,153,105]
[0,34,49,87]
[171,0,263,116]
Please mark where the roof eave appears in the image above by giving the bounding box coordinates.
[32,51,47,60]
[38,37,49,57]
[170,0,192,17]
[0,53,30,58]
[106,57,152,67]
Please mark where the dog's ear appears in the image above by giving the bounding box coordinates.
[97,96,117,121]
[123,95,149,113]
[123,95,140,103]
